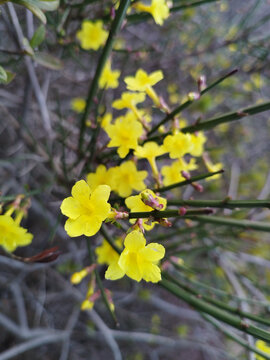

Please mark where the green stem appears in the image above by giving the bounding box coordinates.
[148,69,238,136]
[78,0,131,153]
[165,270,270,327]
[100,225,122,255]
[129,208,213,220]
[167,199,270,209]
[186,214,270,232]
[182,100,270,133]
[86,238,118,324]
[155,169,224,193]
[160,277,270,342]
[202,313,270,360]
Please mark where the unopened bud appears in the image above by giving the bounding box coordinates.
[188,92,200,101]
[141,190,164,210]
[198,75,206,92]
[178,207,187,216]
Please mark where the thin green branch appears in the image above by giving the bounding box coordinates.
[155,169,224,193]
[186,214,270,232]
[166,269,270,327]
[202,314,270,360]
[160,277,270,342]
[182,100,270,133]
[167,199,270,209]
[100,225,122,255]
[148,69,238,136]
[78,0,131,153]
[129,208,213,220]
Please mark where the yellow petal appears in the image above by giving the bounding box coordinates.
[105,262,125,280]
[139,243,165,262]
[60,197,81,219]
[119,251,142,282]
[71,180,91,203]
[139,262,161,283]
[124,231,146,252]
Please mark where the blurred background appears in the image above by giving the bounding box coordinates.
[1,0,270,359]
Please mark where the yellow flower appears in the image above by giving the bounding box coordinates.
[134,0,170,26]
[95,237,122,265]
[71,97,86,113]
[0,214,33,252]
[124,69,163,105]
[112,92,145,120]
[190,132,207,157]
[98,112,112,130]
[76,20,108,51]
[125,189,167,231]
[161,158,197,186]
[105,115,143,158]
[105,230,165,282]
[135,142,165,176]
[255,340,270,360]
[98,61,120,89]
[60,180,111,237]
[203,155,223,181]
[110,161,147,198]
[162,132,194,159]
[86,165,114,191]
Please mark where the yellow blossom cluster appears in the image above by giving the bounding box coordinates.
[61,65,224,293]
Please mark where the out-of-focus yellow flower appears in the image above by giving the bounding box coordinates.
[125,189,167,231]
[161,158,197,186]
[105,230,165,282]
[0,213,33,252]
[112,92,145,120]
[86,165,114,191]
[125,69,163,105]
[76,20,108,50]
[133,0,170,26]
[95,237,122,265]
[135,142,165,177]
[255,340,270,360]
[162,132,194,159]
[98,112,112,130]
[71,268,89,284]
[60,180,111,237]
[203,155,223,181]
[98,61,120,89]
[71,98,86,113]
[105,115,143,158]
[110,161,148,198]
[190,132,206,157]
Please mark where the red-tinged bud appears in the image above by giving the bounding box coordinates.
[141,191,164,210]
[181,170,190,179]
[110,6,116,19]
[188,92,200,101]
[132,218,145,233]
[178,207,187,216]
[192,183,204,192]
[198,75,206,92]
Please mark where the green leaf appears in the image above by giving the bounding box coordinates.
[33,52,63,70]
[12,0,47,23]
[30,25,46,48]
[11,0,59,23]
[4,71,16,84]
[0,66,8,83]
